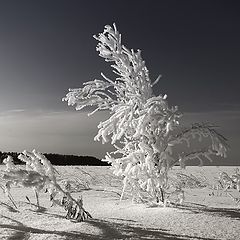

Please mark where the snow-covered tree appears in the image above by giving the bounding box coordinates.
[63,24,228,205]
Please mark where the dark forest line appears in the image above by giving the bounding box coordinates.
[0,151,237,166]
[0,151,109,166]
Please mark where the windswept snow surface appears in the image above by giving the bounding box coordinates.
[0,166,239,240]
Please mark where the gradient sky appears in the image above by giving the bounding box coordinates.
[0,1,239,165]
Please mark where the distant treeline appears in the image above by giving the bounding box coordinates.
[0,151,109,166]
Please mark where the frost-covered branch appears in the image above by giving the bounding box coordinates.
[168,123,228,153]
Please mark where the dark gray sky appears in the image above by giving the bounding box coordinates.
[0,1,239,165]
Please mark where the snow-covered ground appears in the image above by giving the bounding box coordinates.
[0,166,239,240]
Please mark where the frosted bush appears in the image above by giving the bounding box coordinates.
[211,169,240,205]
[1,150,91,221]
[63,24,228,205]
[171,172,208,189]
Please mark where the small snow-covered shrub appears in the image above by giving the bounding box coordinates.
[1,150,92,221]
[211,168,240,205]
[63,24,228,205]
[219,169,240,191]
[60,176,90,192]
[171,172,208,189]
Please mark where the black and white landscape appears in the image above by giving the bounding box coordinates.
[0,1,239,239]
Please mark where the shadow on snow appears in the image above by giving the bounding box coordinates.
[0,215,216,240]
[173,202,240,220]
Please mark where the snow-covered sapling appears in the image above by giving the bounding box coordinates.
[211,169,240,205]
[1,150,92,221]
[63,24,228,205]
